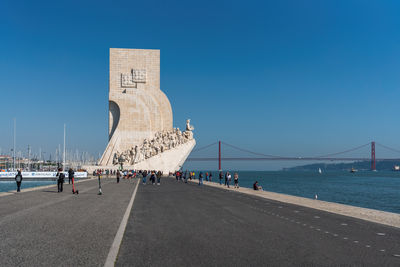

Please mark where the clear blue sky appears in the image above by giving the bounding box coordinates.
[1,0,400,170]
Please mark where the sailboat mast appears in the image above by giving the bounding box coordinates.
[63,124,66,170]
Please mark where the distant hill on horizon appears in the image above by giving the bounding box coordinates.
[284,160,400,171]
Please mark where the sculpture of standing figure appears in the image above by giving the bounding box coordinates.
[113,152,119,165]
[184,119,194,140]
[186,119,194,131]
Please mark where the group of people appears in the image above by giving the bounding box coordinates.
[13,168,76,193]
[95,169,164,186]
[138,170,163,185]
[216,171,240,188]
[94,169,141,180]
[173,170,264,191]
[173,170,240,188]
[55,168,77,193]
[14,167,263,193]
[174,170,203,183]
[93,169,117,177]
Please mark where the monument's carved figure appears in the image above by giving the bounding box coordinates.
[113,125,194,166]
[98,48,196,172]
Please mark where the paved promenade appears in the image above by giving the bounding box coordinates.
[1,177,400,266]
[116,178,400,266]
[0,178,137,266]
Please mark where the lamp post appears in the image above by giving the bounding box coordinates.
[27,145,31,171]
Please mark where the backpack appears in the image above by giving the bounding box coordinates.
[16,175,22,182]
[58,173,65,181]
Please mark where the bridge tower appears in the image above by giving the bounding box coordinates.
[219,141,221,171]
[371,141,376,171]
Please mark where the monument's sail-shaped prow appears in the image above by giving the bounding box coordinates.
[98,48,195,172]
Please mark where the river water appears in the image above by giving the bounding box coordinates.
[0,181,55,193]
[199,171,400,214]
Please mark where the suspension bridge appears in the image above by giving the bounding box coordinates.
[187,141,400,171]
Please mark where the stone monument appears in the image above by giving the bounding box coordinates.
[98,48,195,173]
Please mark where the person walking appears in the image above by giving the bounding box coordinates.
[116,170,121,183]
[56,168,65,193]
[224,172,228,186]
[156,171,162,185]
[205,172,209,182]
[226,172,231,188]
[142,170,147,184]
[15,170,23,192]
[184,170,188,183]
[68,168,74,184]
[150,171,156,185]
[219,171,223,185]
[209,172,212,182]
[234,172,239,188]
[198,172,203,186]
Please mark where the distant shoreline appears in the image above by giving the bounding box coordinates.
[284,160,400,171]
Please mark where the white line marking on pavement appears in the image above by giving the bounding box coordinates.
[314,216,320,219]
[380,249,386,252]
[104,180,140,267]
[366,245,371,248]
[377,233,386,236]
[341,223,347,226]
[316,228,321,231]
[353,241,359,243]
[343,237,348,240]
[325,231,329,234]
[333,234,338,237]
[393,254,400,257]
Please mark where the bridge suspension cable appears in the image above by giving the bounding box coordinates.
[191,142,218,153]
[188,140,400,165]
[221,141,283,158]
[375,142,400,154]
[222,141,372,159]
[314,142,370,158]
